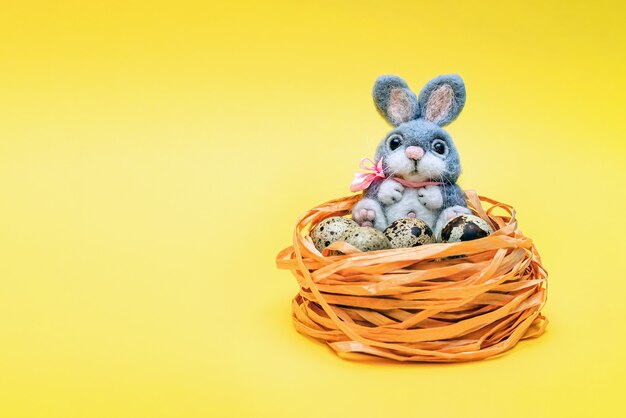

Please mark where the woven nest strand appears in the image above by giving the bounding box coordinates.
[276,190,548,362]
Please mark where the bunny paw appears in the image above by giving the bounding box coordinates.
[352,198,387,230]
[377,180,405,205]
[417,185,443,209]
[354,208,376,227]
[441,205,472,222]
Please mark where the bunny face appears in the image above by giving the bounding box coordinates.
[372,74,466,184]
[374,119,461,183]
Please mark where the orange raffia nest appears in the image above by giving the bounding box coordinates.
[276,190,548,363]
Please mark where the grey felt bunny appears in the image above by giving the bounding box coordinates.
[351,74,472,239]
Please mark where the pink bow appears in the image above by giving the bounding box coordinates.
[350,158,386,192]
[350,157,445,192]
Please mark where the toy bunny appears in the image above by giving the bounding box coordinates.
[351,74,472,239]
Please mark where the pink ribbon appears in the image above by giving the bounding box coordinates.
[393,177,444,188]
[350,158,386,192]
[350,157,444,192]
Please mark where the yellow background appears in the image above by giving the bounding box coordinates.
[1,1,625,417]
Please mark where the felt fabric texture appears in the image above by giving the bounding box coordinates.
[417,74,466,127]
[424,85,455,123]
[353,74,469,238]
[372,75,419,126]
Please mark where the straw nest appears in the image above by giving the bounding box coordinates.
[276,190,548,362]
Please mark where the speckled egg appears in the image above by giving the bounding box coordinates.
[310,217,359,252]
[384,218,436,248]
[440,214,494,243]
[344,227,391,252]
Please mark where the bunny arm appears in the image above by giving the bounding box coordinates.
[441,183,467,208]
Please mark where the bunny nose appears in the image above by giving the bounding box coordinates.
[405,146,424,160]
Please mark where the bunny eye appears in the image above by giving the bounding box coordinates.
[432,139,447,155]
[388,135,403,151]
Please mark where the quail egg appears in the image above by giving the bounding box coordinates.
[344,226,391,252]
[310,216,359,252]
[384,218,436,248]
[440,214,494,243]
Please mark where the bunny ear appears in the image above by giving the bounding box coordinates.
[372,75,419,126]
[417,74,466,126]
